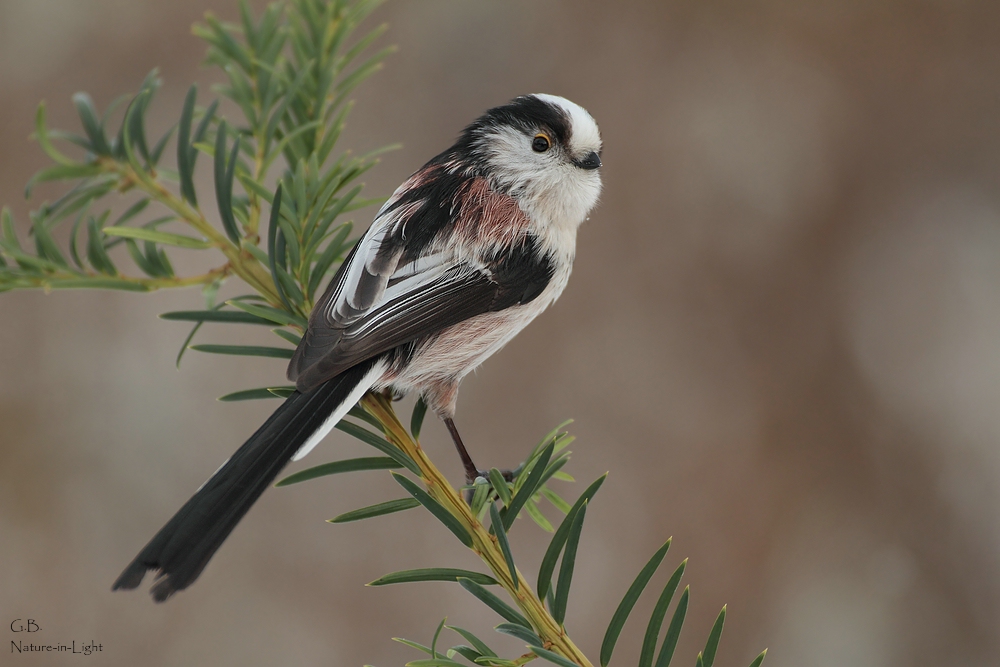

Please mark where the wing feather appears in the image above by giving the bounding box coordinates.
[291,265,499,391]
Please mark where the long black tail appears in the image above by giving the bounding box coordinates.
[112,359,377,602]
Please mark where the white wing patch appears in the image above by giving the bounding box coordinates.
[322,184,423,326]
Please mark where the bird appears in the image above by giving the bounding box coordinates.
[112,93,603,602]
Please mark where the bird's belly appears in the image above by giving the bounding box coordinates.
[391,301,544,386]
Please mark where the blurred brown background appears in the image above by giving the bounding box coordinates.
[2,1,1000,665]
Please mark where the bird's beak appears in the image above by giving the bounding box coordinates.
[574,151,602,170]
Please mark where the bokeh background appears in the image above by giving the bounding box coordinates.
[2,1,1000,665]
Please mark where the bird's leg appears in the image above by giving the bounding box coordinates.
[444,418,481,485]
[443,418,515,488]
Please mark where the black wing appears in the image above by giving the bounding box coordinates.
[289,245,553,392]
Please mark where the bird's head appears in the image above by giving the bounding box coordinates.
[452,94,603,230]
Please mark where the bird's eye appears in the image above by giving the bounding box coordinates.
[532,134,551,153]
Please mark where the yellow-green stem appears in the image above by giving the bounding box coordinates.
[361,393,595,667]
[109,161,282,304]
[16,266,229,293]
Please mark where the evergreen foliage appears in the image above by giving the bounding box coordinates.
[0,2,766,666]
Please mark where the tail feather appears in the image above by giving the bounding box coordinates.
[112,358,380,602]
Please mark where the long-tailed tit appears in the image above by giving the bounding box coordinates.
[113,94,603,601]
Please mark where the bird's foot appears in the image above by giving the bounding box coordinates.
[466,468,514,486]
[463,468,515,504]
